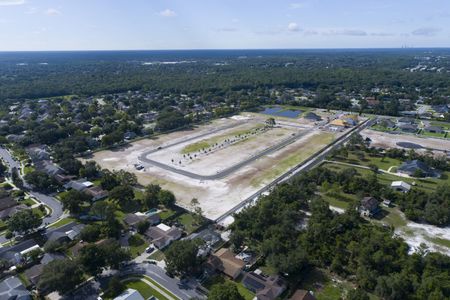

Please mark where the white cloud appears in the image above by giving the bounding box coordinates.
[159,9,177,17]
[290,3,304,9]
[24,7,37,14]
[322,28,367,36]
[412,27,441,36]
[45,8,61,16]
[216,27,238,32]
[287,22,300,32]
[0,0,25,6]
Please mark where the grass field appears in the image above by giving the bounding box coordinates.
[159,208,177,220]
[123,278,169,300]
[419,129,447,139]
[323,161,450,193]
[148,249,165,261]
[181,124,266,154]
[48,217,76,228]
[333,152,403,171]
[128,234,148,258]
[251,133,335,187]
[174,213,198,234]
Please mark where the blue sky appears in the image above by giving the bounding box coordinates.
[0,0,449,50]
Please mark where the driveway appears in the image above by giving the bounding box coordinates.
[0,147,64,228]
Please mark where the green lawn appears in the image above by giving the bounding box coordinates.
[0,220,7,231]
[296,268,378,300]
[377,207,407,228]
[23,166,35,175]
[159,209,176,220]
[175,213,198,234]
[32,207,46,218]
[128,234,148,258]
[251,132,335,187]
[182,141,211,154]
[333,152,403,171]
[322,162,450,193]
[419,130,447,139]
[123,278,169,300]
[204,275,254,300]
[235,280,255,300]
[430,121,450,130]
[20,197,37,207]
[370,124,396,132]
[48,217,76,229]
[148,250,165,261]
[133,189,144,200]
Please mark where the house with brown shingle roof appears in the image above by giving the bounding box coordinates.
[207,248,245,279]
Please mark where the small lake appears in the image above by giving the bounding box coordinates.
[260,107,302,118]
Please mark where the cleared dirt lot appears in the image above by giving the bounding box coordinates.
[89,114,337,220]
[361,129,450,155]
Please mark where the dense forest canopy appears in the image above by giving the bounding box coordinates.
[1,49,450,100]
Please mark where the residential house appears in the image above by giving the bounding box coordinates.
[114,288,144,300]
[207,248,245,279]
[27,145,50,161]
[0,204,27,220]
[242,271,287,300]
[0,276,31,299]
[359,197,380,217]
[424,126,444,134]
[377,119,396,129]
[0,240,38,267]
[37,160,64,177]
[432,105,449,114]
[6,134,25,143]
[391,181,411,193]
[0,195,18,213]
[24,263,44,286]
[343,114,359,126]
[365,97,380,107]
[398,124,418,133]
[84,186,108,201]
[144,223,182,249]
[290,290,316,300]
[64,179,94,192]
[329,119,347,131]
[397,117,415,126]
[397,160,439,178]
[124,213,146,228]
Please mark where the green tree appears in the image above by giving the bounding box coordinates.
[109,184,135,206]
[165,239,203,275]
[7,209,42,234]
[102,240,131,269]
[79,244,106,276]
[38,259,83,294]
[107,276,125,298]
[80,224,102,242]
[143,184,161,209]
[158,189,176,207]
[60,189,92,214]
[208,282,244,300]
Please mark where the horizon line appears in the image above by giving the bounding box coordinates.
[1,46,450,53]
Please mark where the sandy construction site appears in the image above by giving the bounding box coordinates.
[90,113,338,220]
[361,129,450,156]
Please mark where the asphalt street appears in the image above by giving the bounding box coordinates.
[139,127,312,180]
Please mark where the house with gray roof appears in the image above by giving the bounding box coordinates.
[0,276,31,299]
[397,160,439,178]
[424,126,444,134]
